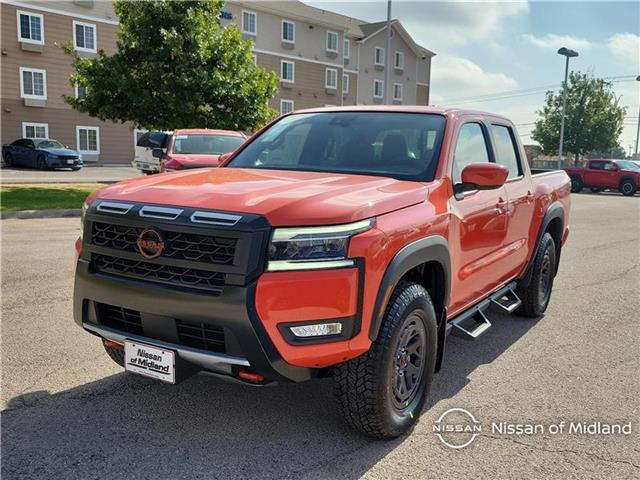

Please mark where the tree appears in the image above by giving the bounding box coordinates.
[531,72,626,166]
[585,146,628,159]
[64,0,278,131]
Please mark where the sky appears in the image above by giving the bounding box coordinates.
[303,0,640,154]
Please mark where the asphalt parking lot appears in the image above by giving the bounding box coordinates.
[0,165,140,184]
[1,193,639,479]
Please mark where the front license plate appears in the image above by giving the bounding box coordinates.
[66,159,75,165]
[125,341,175,383]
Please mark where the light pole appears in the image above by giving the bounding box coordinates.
[634,75,640,157]
[557,47,579,168]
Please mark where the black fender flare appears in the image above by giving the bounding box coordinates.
[521,201,565,286]
[368,235,451,341]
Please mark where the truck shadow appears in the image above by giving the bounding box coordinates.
[2,311,539,480]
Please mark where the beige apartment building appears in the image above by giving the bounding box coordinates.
[1,0,434,164]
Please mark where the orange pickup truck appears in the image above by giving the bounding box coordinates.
[74,107,570,438]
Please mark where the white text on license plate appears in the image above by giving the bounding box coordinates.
[125,341,175,383]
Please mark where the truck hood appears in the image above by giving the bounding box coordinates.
[44,147,80,156]
[96,168,427,226]
[166,154,220,169]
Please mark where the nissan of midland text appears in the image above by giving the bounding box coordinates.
[74,107,570,438]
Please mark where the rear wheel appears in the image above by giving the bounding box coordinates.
[103,340,124,367]
[620,179,637,197]
[516,232,556,317]
[570,176,583,193]
[38,155,48,170]
[3,153,12,167]
[333,281,437,439]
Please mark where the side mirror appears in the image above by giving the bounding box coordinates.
[217,153,231,166]
[151,148,164,159]
[456,163,509,194]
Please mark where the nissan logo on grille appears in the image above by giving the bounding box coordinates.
[136,228,165,259]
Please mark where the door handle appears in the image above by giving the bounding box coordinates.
[496,197,508,214]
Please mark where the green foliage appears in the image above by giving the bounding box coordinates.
[0,186,95,211]
[64,0,278,131]
[531,72,626,164]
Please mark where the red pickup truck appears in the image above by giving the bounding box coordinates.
[565,159,640,196]
[74,107,570,438]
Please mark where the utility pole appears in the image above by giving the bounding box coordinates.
[383,0,392,104]
[634,75,640,156]
[557,47,578,169]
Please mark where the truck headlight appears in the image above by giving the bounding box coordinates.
[267,218,373,271]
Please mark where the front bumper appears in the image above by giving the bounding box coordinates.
[48,157,82,168]
[74,258,317,383]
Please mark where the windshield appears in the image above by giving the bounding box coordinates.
[35,139,66,149]
[172,134,245,155]
[227,112,446,181]
[614,160,640,170]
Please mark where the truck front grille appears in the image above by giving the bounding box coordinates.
[93,254,226,294]
[92,222,237,265]
[176,319,226,353]
[97,303,143,335]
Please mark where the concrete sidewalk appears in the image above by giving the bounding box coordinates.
[0,165,141,184]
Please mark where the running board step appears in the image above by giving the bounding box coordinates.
[491,285,522,313]
[450,307,492,341]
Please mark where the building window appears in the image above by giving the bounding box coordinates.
[326,31,338,52]
[242,10,256,35]
[73,21,96,52]
[281,60,295,83]
[343,39,350,59]
[76,126,100,154]
[393,83,403,101]
[394,51,404,69]
[374,47,385,66]
[17,10,43,44]
[325,68,338,89]
[342,74,349,94]
[282,20,294,43]
[280,99,294,115]
[373,79,384,98]
[75,84,88,100]
[22,122,48,139]
[20,67,47,99]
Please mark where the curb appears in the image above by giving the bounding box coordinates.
[1,208,81,220]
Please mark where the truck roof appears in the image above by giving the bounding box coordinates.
[173,128,245,136]
[294,105,513,123]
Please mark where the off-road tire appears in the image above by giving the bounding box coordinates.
[619,179,637,197]
[516,232,556,317]
[333,281,438,439]
[103,341,125,367]
[570,176,583,193]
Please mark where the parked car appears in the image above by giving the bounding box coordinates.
[2,138,83,170]
[153,129,247,172]
[74,106,570,439]
[565,159,640,196]
[131,131,171,175]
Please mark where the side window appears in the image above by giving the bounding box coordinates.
[589,161,603,170]
[603,162,615,171]
[452,123,490,184]
[491,125,522,179]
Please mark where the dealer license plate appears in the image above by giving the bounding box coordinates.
[66,159,75,165]
[124,341,175,383]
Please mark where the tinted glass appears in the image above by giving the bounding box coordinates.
[491,125,521,179]
[452,123,490,184]
[227,112,447,181]
[172,135,244,155]
[35,140,65,149]
[589,161,604,170]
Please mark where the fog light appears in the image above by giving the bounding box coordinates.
[289,322,342,337]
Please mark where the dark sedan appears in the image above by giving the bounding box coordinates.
[2,138,83,170]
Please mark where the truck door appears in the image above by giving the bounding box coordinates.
[583,161,604,187]
[448,122,510,316]
[601,161,620,188]
[488,123,535,280]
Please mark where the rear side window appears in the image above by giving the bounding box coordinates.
[452,123,490,184]
[491,125,522,179]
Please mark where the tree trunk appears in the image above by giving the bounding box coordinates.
[574,153,580,167]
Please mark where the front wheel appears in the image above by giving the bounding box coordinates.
[570,176,583,193]
[620,179,637,197]
[333,281,437,439]
[38,155,48,170]
[3,153,12,167]
[516,232,557,318]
